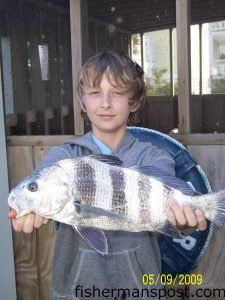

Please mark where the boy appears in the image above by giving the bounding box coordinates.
[9,50,206,299]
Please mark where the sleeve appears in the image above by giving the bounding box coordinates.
[141,145,176,176]
[150,148,175,176]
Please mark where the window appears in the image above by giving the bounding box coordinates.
[132,20,225,96]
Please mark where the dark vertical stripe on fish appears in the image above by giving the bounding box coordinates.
[163,185,173,206]
[109,168,126,216]
[138,173,151,222]
[76,161,96,205]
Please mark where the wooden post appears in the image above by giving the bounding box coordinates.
[176,0,191,134]
[70,0,84,135]
[0,56,17,300]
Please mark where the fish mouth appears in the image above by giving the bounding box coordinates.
[8,193,21,217]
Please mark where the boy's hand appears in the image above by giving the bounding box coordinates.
[8,209,49,233]
[166,199,207,231]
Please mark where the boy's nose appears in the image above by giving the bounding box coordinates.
[100,95,111,108]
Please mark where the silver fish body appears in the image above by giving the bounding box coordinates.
[8,155,225,253]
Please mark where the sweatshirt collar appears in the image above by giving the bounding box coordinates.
[65,130,136,156]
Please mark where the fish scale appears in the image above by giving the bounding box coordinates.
[76,160,96,206]
[110,168,126,216]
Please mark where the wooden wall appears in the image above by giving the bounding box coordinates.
[7,142,57,300]
[3,0,74,136]
[7,135,225,300]
[187,145,225,300]
[142,94,225,134]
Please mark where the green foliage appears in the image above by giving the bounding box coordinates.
[146,67,171,96]
[211,78,225,94]
[132,34,140,55]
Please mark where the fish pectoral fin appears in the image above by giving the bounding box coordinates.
[73,226,108,255]
[157,220,184,239]
[74,202,126,221]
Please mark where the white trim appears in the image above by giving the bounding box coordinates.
[0,54,17,299]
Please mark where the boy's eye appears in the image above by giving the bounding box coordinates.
[113,91,123,95]
[89,91,99,95]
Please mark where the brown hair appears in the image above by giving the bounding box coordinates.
[76,50,146,124]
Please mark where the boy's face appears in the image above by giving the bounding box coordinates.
[79,74,140,140]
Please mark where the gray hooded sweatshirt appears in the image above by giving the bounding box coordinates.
[36,130,175,300]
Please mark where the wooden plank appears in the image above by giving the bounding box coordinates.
[6,133,225,147]
[5,113,18,127]
[88,19,97,57]
[70,0,84,135]
[187,145,225,299]
[9,0,29,134]
[33,146,56,300]
[144,96,175,133]
[170,133,225,145]
[61,105,70,117]
[57,15,73,134]
[49,10,61,134]
[26,111,37,135]
[6,135,76,146]
[7,146,39,300]
[202,95,225,133]
[27,111,37,124]
[21,0,69,15]
[188,145,225,192]
[176,0,191,134]
[36,221,56,300]
[190,227,225,300]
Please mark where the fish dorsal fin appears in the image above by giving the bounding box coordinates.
[88,155,123,166]
[74,226,108,255]
[131,166,196,196]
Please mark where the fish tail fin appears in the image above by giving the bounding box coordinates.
[202,189,225,227]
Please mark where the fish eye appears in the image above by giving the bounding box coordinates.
[27,181,38,192]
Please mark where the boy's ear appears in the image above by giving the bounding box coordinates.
[76,91,86,112]
[130,96,145,112]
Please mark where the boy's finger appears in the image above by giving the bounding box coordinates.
[182,204,198,227]
[195,209,207,231]
[34,215,45,228]
[168,199,187,227]
[166,205,176,226]
[12,217,25,232]
[8,209,17,219]
[43,218,50,225]
[22,214,35,234]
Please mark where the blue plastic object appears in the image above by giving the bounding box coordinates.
[128,126,213,276]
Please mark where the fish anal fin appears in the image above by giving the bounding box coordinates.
[74,226,108,255]
[157,220,183,239]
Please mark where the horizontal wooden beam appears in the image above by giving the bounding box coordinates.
[170,133,225,145]
[6,133,225,147]
[6,135,77,146]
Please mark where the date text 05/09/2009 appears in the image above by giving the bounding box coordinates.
[142,273,203,286]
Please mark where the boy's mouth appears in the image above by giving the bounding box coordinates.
[98,114,115,120]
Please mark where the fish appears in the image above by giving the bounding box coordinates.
[8,154,225,255]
